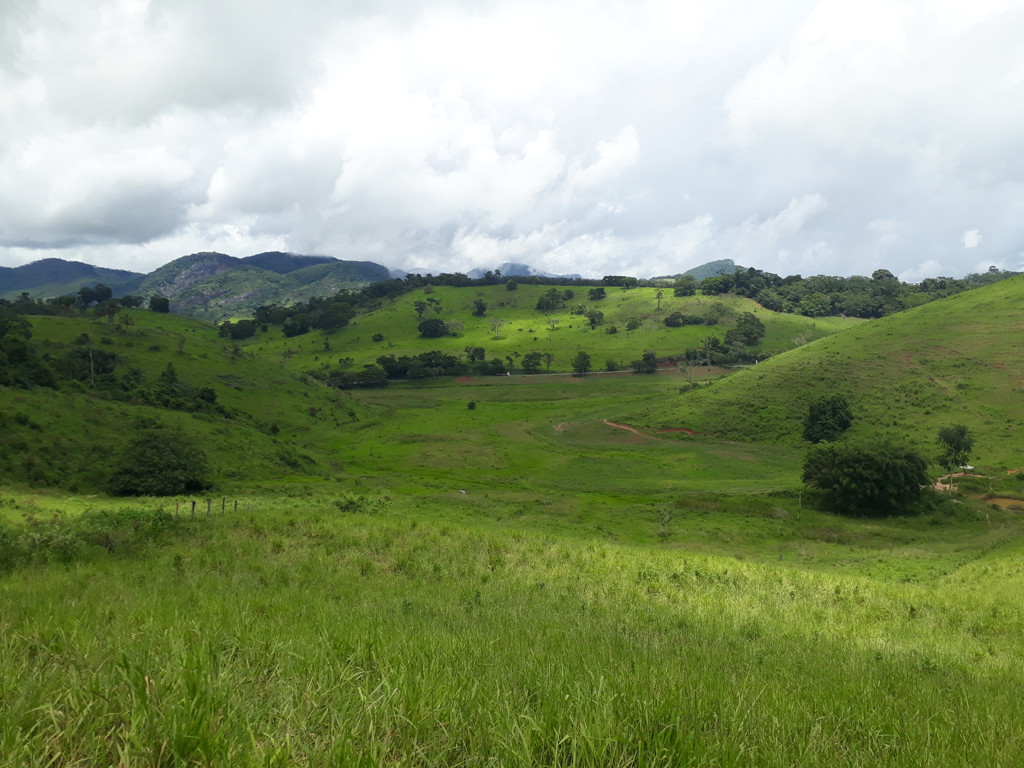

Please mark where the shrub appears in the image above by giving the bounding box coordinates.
[107,429,211,496]
[418,318,449,338]
[803,395,853,443]
[803,440,929,516]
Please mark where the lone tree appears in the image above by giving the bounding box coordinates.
[572,351,592,376]
[418,318,449,338]
[724,312,766,347]
[472,298,487,316]
[521,351,543,373]
[488,317,508,339]
[107,429,210,496]
[802,440,929,516]
[936,425,974,494]
[803,395,853,443]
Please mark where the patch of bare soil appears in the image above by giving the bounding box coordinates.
[603,420,667,442]
[986,497,1024,510]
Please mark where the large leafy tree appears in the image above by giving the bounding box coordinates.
[673,275,696,296]
[107,429,210,496]
[417,318,449,338]
[571,351,592,376]
[802,440,929,516]
[521,351,543,373]
[803,395,853,443]
[724,312,766,346]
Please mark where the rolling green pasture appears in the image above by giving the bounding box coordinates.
[335,374,800,497]
[240,285,856,374]
[4,284,1024,765]
[627,275,1024,468]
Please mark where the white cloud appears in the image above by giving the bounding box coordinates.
[962,229,983,249]
[2,0,1023,280]
[898,259,946,282]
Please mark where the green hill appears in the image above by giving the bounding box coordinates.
[652,259,740,282]
[237,282,856,375]
[623,274,1024,468]
[0,309,371,492]
[0,258,143,301]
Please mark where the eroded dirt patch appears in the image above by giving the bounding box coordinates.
[986,497,1024,510]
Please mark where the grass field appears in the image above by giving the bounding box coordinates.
[3,280,1024,765]
[2,490,1022,766]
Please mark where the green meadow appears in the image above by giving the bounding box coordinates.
[2,278,1024,765]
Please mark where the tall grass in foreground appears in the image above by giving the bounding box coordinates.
[2,499,1022,766]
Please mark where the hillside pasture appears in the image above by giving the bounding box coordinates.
[625,275,1024,469]
[239,284,857,374]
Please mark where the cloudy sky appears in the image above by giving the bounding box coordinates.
[1,0,1022,280]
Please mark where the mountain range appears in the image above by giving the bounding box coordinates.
[0,252,391,323]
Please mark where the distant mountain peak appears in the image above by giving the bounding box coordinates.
[241,252,338,274]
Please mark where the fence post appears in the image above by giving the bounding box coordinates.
[234,500,238,513]
[175,500,179,518]
[207,498,211,517]
[191,501,196,518]
[222,497,226,515]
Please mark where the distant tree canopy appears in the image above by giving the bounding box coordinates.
[535,288,567,311]
[701,275,734,295]
[0,308,55,388]
[724,312,766,346]
[631,350,658,374]
[107,428,210,496]
[572,351,592,376]
[673,275,697,296]
[602,275,638,288]
[521,351,544,373]
[218,319,257,340]
[803,395,854,443]
[418,318,450,338]
[148,296,170,313]
[802,440,929,516]
[664,312,707,328]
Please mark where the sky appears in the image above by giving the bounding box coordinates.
[1,0,1022,281]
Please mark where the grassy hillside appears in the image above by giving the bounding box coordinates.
[239,283,857,374]
[0,310,371,492]
[623,275,1024,469]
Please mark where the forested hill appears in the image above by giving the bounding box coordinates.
[0,259,142,301]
